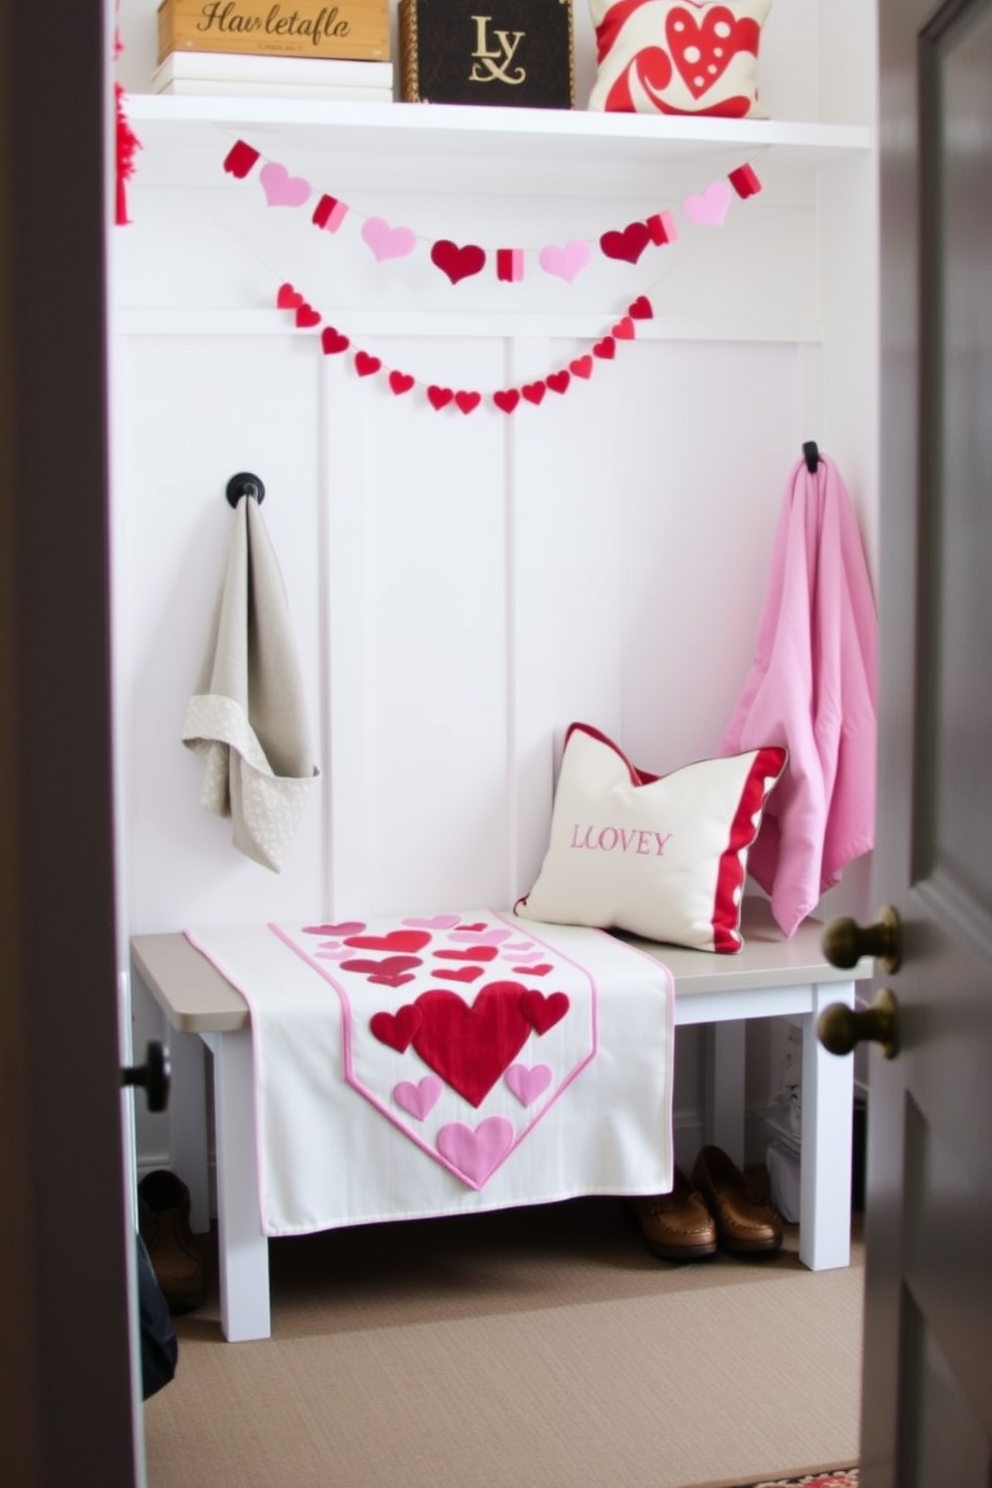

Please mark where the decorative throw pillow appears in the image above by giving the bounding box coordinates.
[587,0,771,119]
[516,723,787,952]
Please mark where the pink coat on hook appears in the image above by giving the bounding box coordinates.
[718,452,878,937]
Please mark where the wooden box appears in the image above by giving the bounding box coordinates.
[399,0,574,109]
[157,0,390,66]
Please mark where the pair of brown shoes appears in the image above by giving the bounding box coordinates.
[138,1169,205,1312]
[631,1145,784,1262]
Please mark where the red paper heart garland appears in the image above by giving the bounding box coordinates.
[278,283,654,415]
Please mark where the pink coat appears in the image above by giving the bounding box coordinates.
[719,455,877,936]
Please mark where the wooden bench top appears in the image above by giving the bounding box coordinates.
[131,898,873,1036]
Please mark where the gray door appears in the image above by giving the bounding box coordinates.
[860,0,992,1481]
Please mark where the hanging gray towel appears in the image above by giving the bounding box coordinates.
[182,495,319,872]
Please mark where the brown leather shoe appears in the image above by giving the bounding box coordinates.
[691,1145,784,1254]
[630,1167,718,1261]
[138,1169,205,1312]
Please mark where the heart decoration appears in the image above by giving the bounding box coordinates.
[340,954,424,986]
[276,283,303,310]
[522,381,547,406]
[435,945,499,963]
[493,389,520,415]
[388,370,415,396]
[448,928,512,946]
[412,984,532,1107]
[666,5,758,99]
[514,963,554,978]
[569,355,594,380]
[593,337,617,360]
[612,316,635,341]
[361,217,417,262]
[321,328,350,356]
[405,914,461,930]
[435,965,485,984]
[223,139,260,179]
[600,222,650,265]
[354,350,382,377]
[303,921,366,936]
[506,1063,553,1107]
[427,385,454,410]
[346,929,431,954]
[520,989,570,1035]
[369,1004,422,1053]
[683,181,733,226]
[455,390,482,415]
[629,295,654,320]
[260,161,311,209]
[547,370,571,395]
[295,304,321,329]
[393,1075,442,1122]
[436,1117,515,1186]
[430,240,486,285]
[538,239,591,283]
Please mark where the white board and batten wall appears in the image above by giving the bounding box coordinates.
[112,0,879,1179]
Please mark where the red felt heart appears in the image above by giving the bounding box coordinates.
[456,922,488,932]
[223,139,261,179]
[276,283,303,310]
[370,1004,422,1052]
[493,389,520,414]
[389,370,415,395]
[666,5,759,99]
[612,316,635,340]
[435,945,499,963]
[629,295,654,320]
[435,965,485,984]
[546,370,571,395]
[321,328,350,355]
[354,350,382,377]
[593,337,617,360]
[296,304,322,329]
[600,222,650,264]
[412,984,531,1107]
[427,385,454,410]
[515,963,554,977]
[303,921,366,936]
[455,390,481,414]
[519,990,570,1035]
[522,381,546,405]
[345,929,431,954]
[569,355,594,379]
[430,239,487,285]
[341,955,424,986]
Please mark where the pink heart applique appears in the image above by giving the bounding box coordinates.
[404,914,460,930]
[430,240,486,285]
[315,947,349,961]
[520,990,570,1035]
[683,181,733,226]
[370,1004,422,1053]
[448,929,512,946]
[538,239,591,283]
[505,1063,553,1107]
[303,922,366,936]
[259,161,311,208]
[393,1075,442,1121]
[436,1117,515,1186]
[361,217,417,262]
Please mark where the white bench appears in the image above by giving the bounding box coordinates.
[131,898,871,1341]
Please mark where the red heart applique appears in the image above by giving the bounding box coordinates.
[522,381,546,405]
[514,963,554,978]
[493,389,520,414]
[370,1004,422,1052]
[629,295,654,320]
[666,5,759,99]
[430,240,487,285]
[435,965,485,984]
[569,355,594,379]
[276,283,303,310]
[519,990,570,1035]
[340,955,424,987]
[389,370,415,395]
[547,370,571,395]
[428,385,454,410]
[321,328,350,355]
[455,390,482,414]
[593,337,617,360]
[456,922,488,932]
[412,985,531,1107]
[345,930,431,954]
[296,304,321,329]
[354,350,382,377]
[612,316,635,340]
[435,945,499,963]
[600,222,650,264]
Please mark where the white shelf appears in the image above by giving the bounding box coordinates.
[124,93,873,197]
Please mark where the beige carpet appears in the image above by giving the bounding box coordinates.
[144,1197,863,1488]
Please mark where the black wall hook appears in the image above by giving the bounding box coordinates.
[226,472,265,508]
[802,441,821,474]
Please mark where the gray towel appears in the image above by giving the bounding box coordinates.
[182,495,319,872]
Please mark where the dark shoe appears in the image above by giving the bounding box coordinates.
[691,1145,784,1254]
[138,1170,205,1312]
[630,1167,718,1261]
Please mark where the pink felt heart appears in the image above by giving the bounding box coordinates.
[600,222,650,264]
[547,370,571,395]
[370,1004,422,1052]
[493,389,520,414]
[404,914,460,929]
[455,390,481,415]
[345,930,430,954]
[569,355,594,379]
[538,239,591,283]
[430,239,486,284]
[296,304,321,329]
[683,181,733,226]
[303,922,366,936]
[519,989,570,1035]
[321,328,350,355]
[503,941,536,954]
[393,1076,441,1122]
[448,928,512,946]
[315,947,348,961]
[260,161,311,208]
[522,381,546,405]
[413,985,531,1107]
[354,350,382,377]
[505,1063,553,1107]
[388,370,415,395]
[436,1117,515,1186]
[361,217,417,262]
[276,282,303,310]
[427,385,454,410]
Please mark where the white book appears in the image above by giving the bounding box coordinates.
[154,51,393,87]
[155,77,395,101]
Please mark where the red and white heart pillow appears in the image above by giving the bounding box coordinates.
[587,0,771,118]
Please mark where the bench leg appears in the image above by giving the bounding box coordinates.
[797,983,855,1271]
[204,1030,272,1341]
[168,1030,210,1236]
[704,1020,746,1168]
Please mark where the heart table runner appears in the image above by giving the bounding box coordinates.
[184,911,675,1236]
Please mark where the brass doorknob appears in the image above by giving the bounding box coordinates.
[817,987,899,1060]
[822,905,902,974]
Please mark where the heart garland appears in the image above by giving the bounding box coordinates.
[223,139,762,285]
[274,284,655,414]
